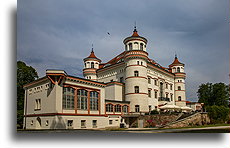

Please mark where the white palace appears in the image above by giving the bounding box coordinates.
[23,27,187,129]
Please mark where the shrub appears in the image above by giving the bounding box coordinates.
[150,110,159,115]
[206,105,229,124]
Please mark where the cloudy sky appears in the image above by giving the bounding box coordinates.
[17,0,229,101]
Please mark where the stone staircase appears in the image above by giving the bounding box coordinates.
[162,112,210,128]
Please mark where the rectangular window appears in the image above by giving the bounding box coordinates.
[166,84,168,89]
[123,105,128,113]
[109,120,113,125]
[63,87,75,109]
[81,120,86,128]
[67,120,73,128]
[154,80,157,85]
[134,86,139,93]
[135,105,140,112]
[35,99,41,110]
[92,120,97,128]
[90,91,98,111]
[170,84,173,90]
[134,71,139,77]
[77,89,88,110]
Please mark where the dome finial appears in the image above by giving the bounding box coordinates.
[175,51,177,59]
[91,43,94,52]
[134,21,137,32]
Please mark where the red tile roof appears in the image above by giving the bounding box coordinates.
[169,56,184,67]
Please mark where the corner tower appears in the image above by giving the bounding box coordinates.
[83,48,101,81]
[169,55,186,107]
[123,27,149,113]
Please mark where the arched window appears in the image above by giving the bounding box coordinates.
[90,91,98,110]
[148,77,151,84]
[123,105,128,113]
[170,94,173,101]
[155,91,157,99]
[84,63,86,68]
[148,89,151,97]
[91,62,94,68]
[134,86,139,93]
[106,104,113,112]
[140,43,144,50]
[135,105,140,112]
[173,67,176,72]
[178,96,182,101]
[128,43,132,50]
[115,104,121,112]
[177,67,180,73]
[134,71,139,77]
[160,82,163,98]
[63,87,75,109]
[137,61,139,65]
[134,42,138,49]
[178,86,181,90]
[77,89,88,110]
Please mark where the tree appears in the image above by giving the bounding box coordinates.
[197,82,229,107]
[17,61,38,128]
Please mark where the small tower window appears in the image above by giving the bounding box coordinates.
[173,67,176,73]
[128,43,132,50]
[178,86,181,90]
[177,67,180,73]
[134,42,138,49]
[134,86,139,93]
[91,62,94,68]
[134,71,139,77]
[140,43,144,50]
[178,96,182,101]
[137,61,139,65]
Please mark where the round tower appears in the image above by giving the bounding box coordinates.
[123,27,149,113]
[169,55,186,107]
[83,48,101,81]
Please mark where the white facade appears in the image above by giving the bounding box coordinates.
[23,27,187,129]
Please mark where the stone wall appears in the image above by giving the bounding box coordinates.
[164,113,210,128]
[141,114,179,128]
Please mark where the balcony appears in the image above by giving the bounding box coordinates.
[158,97,170,102]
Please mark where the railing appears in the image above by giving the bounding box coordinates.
[158,97,170,102]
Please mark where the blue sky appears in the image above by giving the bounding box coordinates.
[17,0,229,101]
